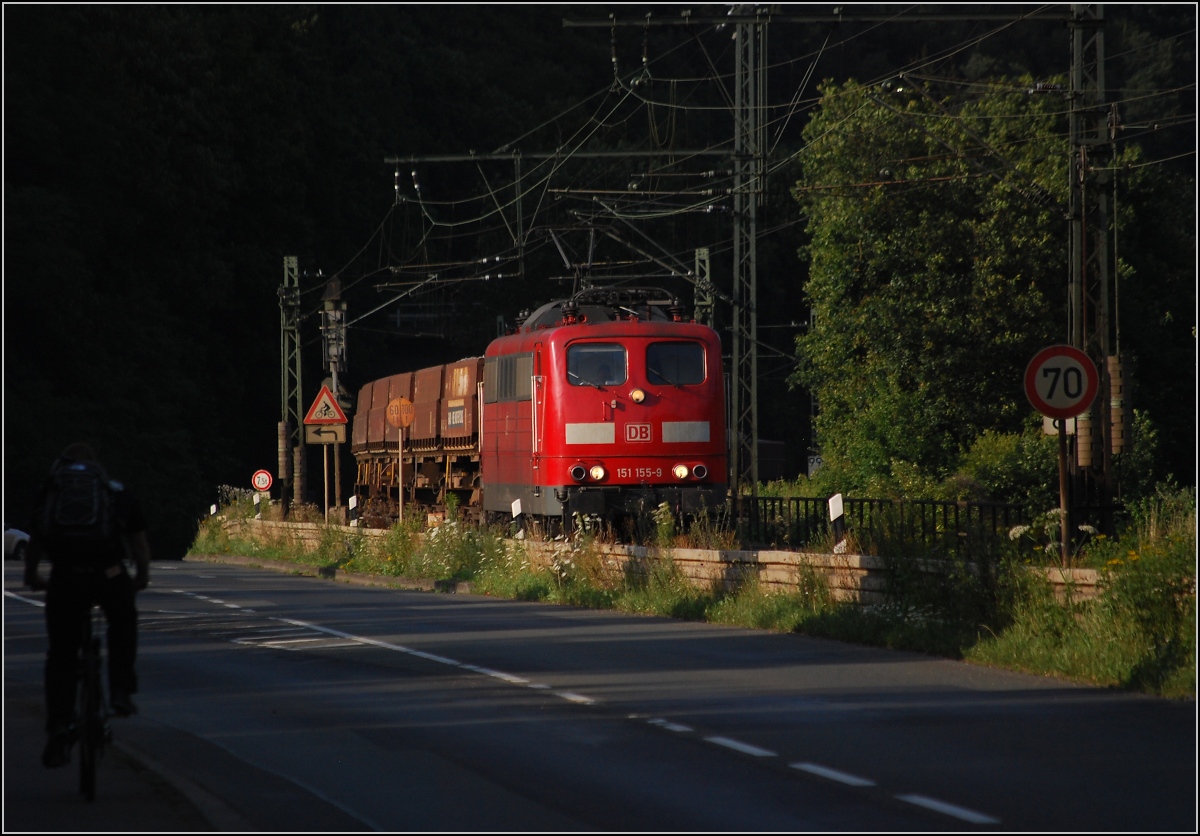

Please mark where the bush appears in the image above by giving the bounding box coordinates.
[955,418,1057,509]
[1096,486,1196,693]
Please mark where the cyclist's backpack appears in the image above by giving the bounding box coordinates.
[38,461,118,559]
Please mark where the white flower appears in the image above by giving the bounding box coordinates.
[1008,525,1031,541]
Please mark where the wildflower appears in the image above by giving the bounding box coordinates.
[1008,525,1031,541]
[1078,524,1098,535]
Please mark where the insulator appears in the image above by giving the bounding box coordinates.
[1076,409,1095,468]
[1108,355,1134,455]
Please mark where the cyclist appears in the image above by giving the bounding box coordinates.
[24,442,151,768]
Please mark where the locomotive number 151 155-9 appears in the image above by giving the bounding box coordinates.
[615,466,664,480]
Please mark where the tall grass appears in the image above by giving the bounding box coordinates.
[967,486,1196,697]
[188,485,1196,699]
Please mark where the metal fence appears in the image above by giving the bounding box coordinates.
[739,496,1028,558]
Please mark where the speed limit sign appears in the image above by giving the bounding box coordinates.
[251,469,273,492]
[1024,345,1099,420]
[386,397,414,429]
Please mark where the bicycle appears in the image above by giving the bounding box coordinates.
[77,602,111,801]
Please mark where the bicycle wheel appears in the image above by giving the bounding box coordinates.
[78,634,101,801]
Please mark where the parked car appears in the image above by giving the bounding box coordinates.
[5,525,30,562]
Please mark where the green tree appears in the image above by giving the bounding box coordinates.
[791,77,1071,492]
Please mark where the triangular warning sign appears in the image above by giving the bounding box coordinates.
[304,385,348,425]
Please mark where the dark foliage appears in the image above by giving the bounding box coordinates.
[4,5,1193,557]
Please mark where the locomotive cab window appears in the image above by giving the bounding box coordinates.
[567,343,627,387]
[646,342,705,385]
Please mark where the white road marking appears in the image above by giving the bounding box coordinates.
[3,590,44,608]
[557,692,597,705]
[461,665,529,685]
[704,736,776,757]
[790,762,876,787]
[259,637,334,646]
[274,618,463,668]
[132,586,997,822]
[895,794,1000,824]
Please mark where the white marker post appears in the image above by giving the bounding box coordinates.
[829,493,846,554]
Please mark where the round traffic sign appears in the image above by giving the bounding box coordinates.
[386,397,414,429]
[1024,345,1099,419]
[252,469,273,492]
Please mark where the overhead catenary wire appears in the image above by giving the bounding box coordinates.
[325,4,1189,343]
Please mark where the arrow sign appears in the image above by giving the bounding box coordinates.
[304,385,348,425]
[1024,345,1099,420]
[305,424,346,445]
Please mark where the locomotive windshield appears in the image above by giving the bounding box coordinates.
[567,343,627,387]
[646,342,705,385]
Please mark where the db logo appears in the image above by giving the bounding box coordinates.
[625,423,652,442]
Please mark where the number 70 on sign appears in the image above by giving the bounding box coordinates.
[1024,345,1099,420]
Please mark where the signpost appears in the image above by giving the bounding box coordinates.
[304,386,349,522]
[386,397,414,523]
[251,470,272,520]
[1025,345,1099,563]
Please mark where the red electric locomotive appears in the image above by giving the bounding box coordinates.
[351,287,728,531]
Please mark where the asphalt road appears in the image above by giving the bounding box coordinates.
[4,557,1195,832]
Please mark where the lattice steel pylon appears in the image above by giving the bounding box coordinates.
[1068,4,1116,511]
[279,255,305,507]
[694,247,714,329]
[730,13,767,508]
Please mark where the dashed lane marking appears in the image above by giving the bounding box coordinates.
[557,692,597,705]
[139,587,1005,825]
[703,736,777,758]
[895,793,1000,825]
[790,761,876,787]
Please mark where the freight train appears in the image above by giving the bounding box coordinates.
[351,287,728,533]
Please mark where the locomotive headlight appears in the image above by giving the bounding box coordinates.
[693,464,708,480]
[569,464,587,482]
[672,464,690,480]
[589,465,606,481]
[630,388,646,404]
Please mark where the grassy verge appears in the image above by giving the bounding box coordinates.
[189,488,1195,699]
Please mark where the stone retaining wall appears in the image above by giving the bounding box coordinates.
[220,517,1100,602]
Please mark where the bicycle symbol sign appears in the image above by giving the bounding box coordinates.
[303,385,348,425]
[1024,345,1099,420]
